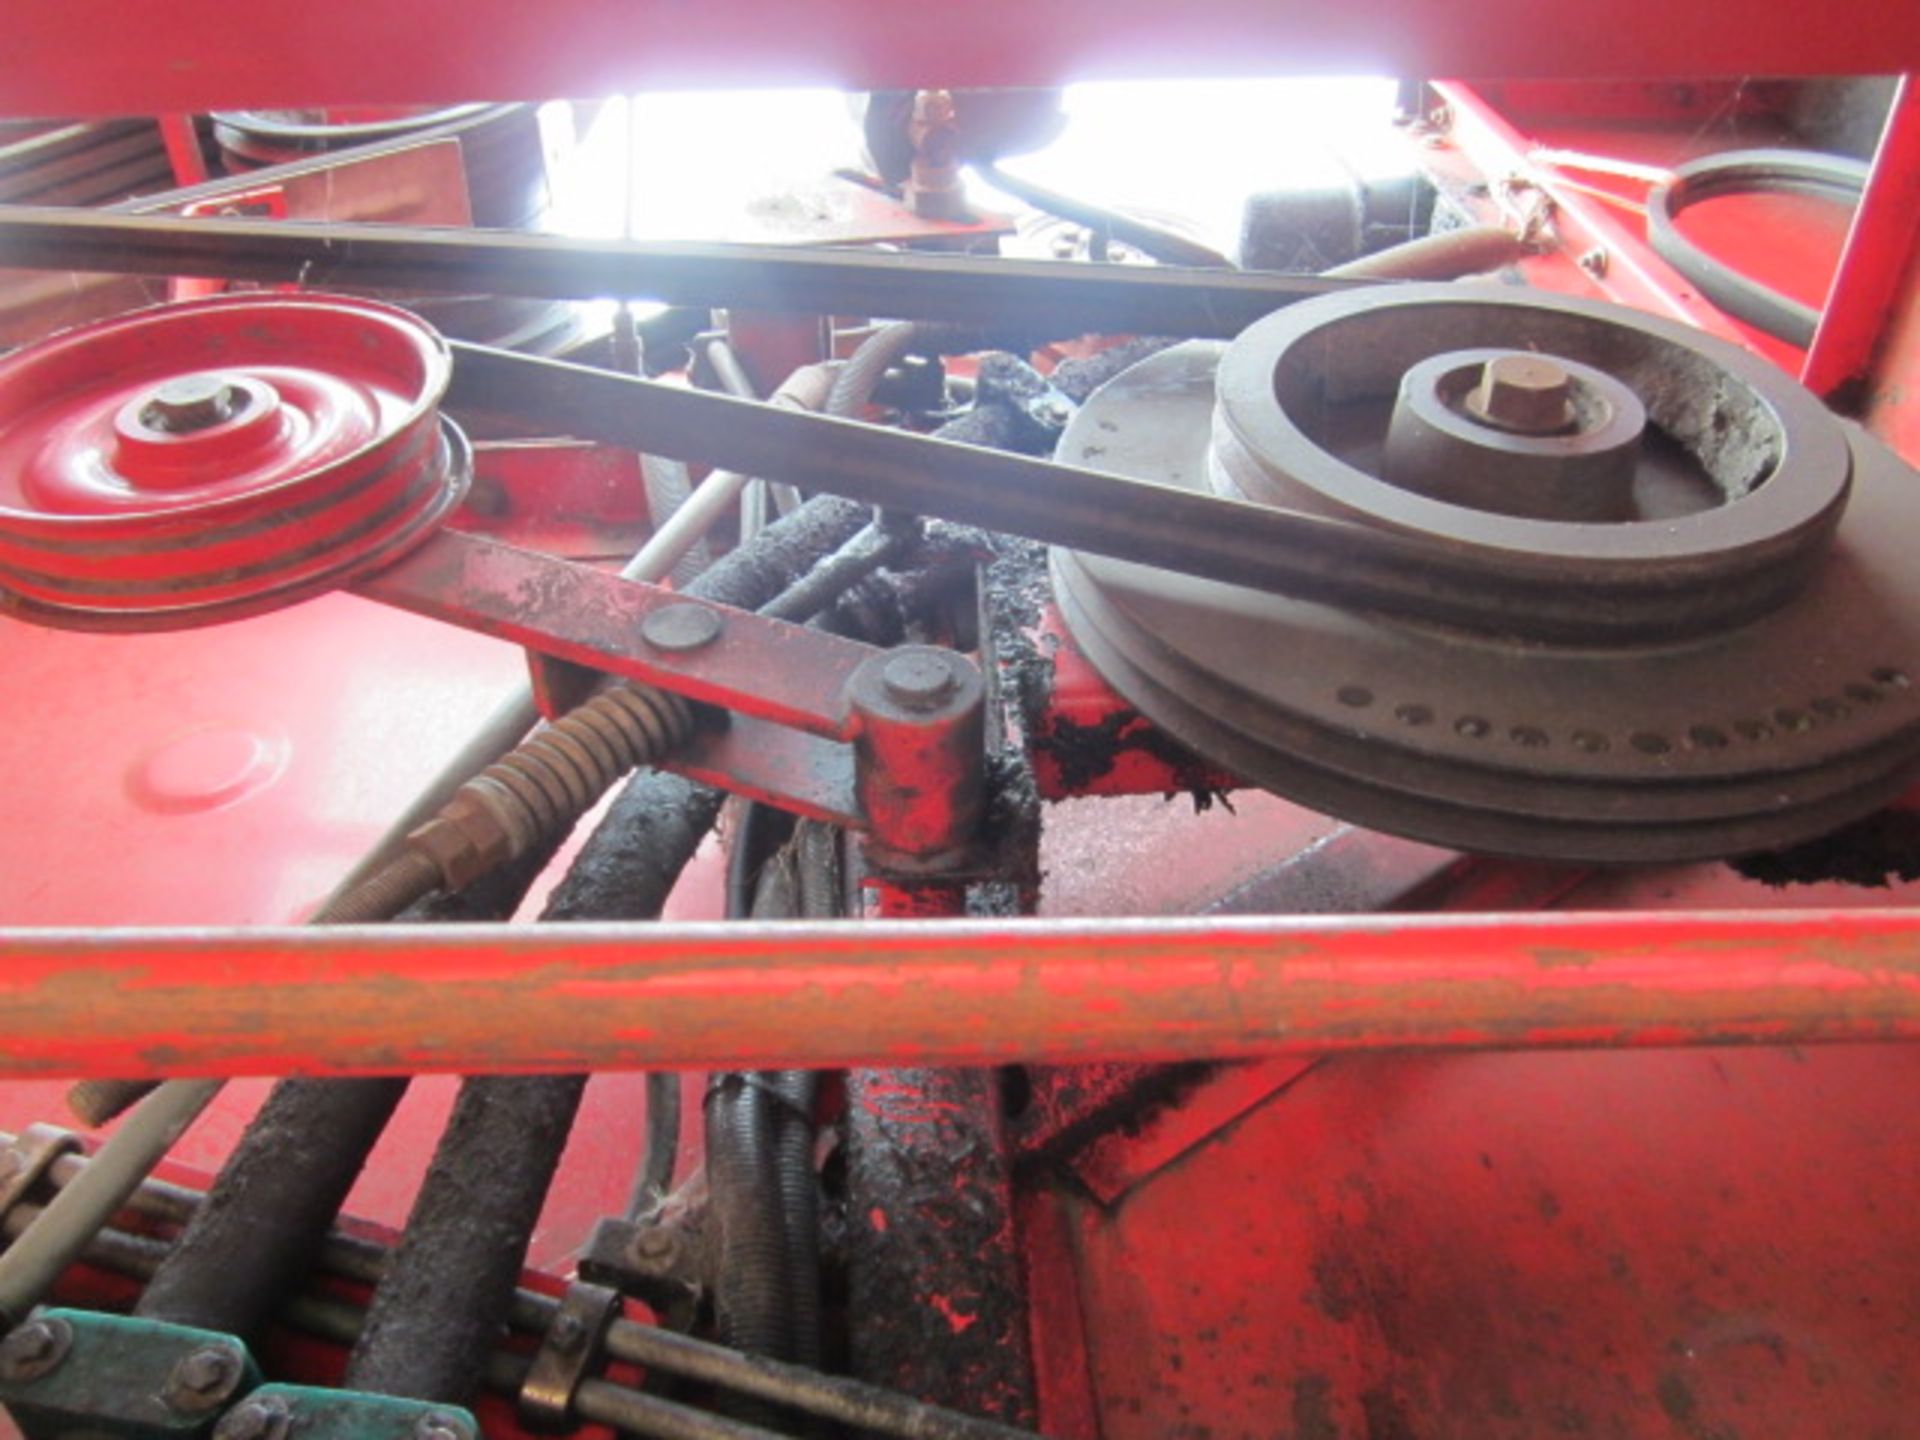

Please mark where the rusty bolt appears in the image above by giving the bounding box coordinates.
[627,1227,678,1264]
[216,1397,292,1440]
[164,1344,245,1413]
[1464,354,1576,436]
[641,603,724,653]
[881,650,960,711]
[0,1317,71,1384]
[414,1411,473,1440]
[141,375,240,434]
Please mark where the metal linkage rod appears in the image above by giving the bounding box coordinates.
[2,1143,1046,1440]
[0,206,1359,337]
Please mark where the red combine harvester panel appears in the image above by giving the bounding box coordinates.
[1,10,1919,1439]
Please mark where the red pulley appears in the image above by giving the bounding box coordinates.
[0,292,468,631]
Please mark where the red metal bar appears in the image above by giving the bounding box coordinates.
[4,911,1920,1077]
[356,528,869,738]
[1802,76,1920,400]
[156,116,210,189]
[12,0,1920,116]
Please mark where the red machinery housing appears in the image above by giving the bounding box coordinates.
[3,10,1920,1440]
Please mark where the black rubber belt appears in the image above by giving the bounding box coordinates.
[1645,148,1868,348]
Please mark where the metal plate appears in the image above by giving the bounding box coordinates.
[1050,333,1920,861]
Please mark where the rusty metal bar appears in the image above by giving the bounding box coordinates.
[0,911,1918,1077]
[357,529,871,739]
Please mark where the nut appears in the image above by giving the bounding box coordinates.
[408,788,515,890]
[1464,354,1576,436]
[141,375,241,434]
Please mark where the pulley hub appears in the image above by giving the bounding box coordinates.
[1052,285,1920,861]
[0,293,467,630]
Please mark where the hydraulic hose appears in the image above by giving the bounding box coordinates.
[135,1077,408,1340]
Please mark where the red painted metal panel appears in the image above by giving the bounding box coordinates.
[6,0,1920,118]
[1054,1044,1920,1438]
[2,911,1920,1076]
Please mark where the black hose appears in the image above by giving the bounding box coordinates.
[707,822,835,1392]
[345,495,876,1405]
[704,1073,789,1366]
[344,1073,589,1404]
[1645,149,1866,347]
[136,1077,407,1341]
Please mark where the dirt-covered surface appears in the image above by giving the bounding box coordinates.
[1731,808,1920,888]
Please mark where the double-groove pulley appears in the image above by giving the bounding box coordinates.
[0,293,468,631]
[1050,284,1920,861]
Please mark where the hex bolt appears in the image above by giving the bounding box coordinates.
[140,375,241,435]
[639,603,724,653]
[414,1411,473,1440]
[215,1397,292,1440]
[0,1316,71,1384]
[164,1344,244,1413]
[881,650,960,711]
[1464,353,1576,435]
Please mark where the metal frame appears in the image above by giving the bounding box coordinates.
[2,64,1920,1077]
[7,1,1920,115]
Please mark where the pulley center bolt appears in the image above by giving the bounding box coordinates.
[882,650,960,710]
[139,374,244,435]
[1463,353,1575,435]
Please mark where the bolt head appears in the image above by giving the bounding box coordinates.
[165,1344,244,1412]
[548,1312,588,1354]
[881,649,960,711]
[0,1317,70,1383]
[215,1397,291,1440]
[1464,353,1576,435]
[141,375,242,435]
[628,1227,677,1263]
[640,603,724,654]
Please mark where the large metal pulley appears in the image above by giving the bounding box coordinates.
[0,293,468,630]
[1051,284,1920,861]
